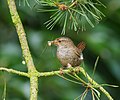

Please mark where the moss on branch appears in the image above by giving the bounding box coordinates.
[0,66,113,100]
[7,0,38,100]
[0,67,29,77]
[7,0,36,73]
[38,67,113,100]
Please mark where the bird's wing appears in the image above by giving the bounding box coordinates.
[77,41,86,51]
[73,47,81,58]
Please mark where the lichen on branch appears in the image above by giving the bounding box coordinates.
[0,66,114,100]
[7,0,36,73]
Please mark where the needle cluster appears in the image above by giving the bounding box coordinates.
[36,0,105,34]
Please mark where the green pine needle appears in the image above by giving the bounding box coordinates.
[36,0,105,34]
[20,0,105,34]
[92,56,99,80]
[56,73,83,85]
[91,89,100,100]
[101,84,119,88]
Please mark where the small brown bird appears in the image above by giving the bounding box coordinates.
[48,37,85,68]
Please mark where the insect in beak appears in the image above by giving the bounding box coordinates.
[48,39,60,46]
[48,41,54,46]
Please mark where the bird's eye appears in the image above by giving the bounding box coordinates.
[58,40,61,42]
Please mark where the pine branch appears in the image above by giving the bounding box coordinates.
[38,67,113,100]
[0,66,113,100]
[0,67,29,77]
[79,67,113,100]
[36,0,105,34]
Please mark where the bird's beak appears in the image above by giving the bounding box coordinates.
[48,40,58,46]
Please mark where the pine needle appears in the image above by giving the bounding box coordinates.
[92,56,99,82]
[56,73,83,85]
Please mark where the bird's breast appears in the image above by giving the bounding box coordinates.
[56,46,83,67]
[57,47,73,58]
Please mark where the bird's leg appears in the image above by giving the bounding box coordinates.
[67,63,81,74]
[59,66,67,75]
[59,64,72,75]
[75,66,81,74]
[59,67,64,75]
[67,63,74,72]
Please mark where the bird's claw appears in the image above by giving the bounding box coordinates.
[59,68,64,75]
[67,63,74,72]
[75,66,81,74]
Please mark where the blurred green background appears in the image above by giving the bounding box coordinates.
[0,0,120,100]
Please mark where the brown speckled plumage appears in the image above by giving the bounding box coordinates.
[50,37,85,67]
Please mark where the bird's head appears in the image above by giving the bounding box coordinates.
[48,37,74,47]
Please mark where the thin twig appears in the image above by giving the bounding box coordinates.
[37,67,82,77]
[80,67,113,100]
[0,66,114,100]
[0,67,29,77]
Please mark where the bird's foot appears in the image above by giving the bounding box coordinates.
[59,68,64,75]
[75,66,81,74]
[67,63,74,72]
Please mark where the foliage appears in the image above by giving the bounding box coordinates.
[0,0,120,100]
[36,0,105,34]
